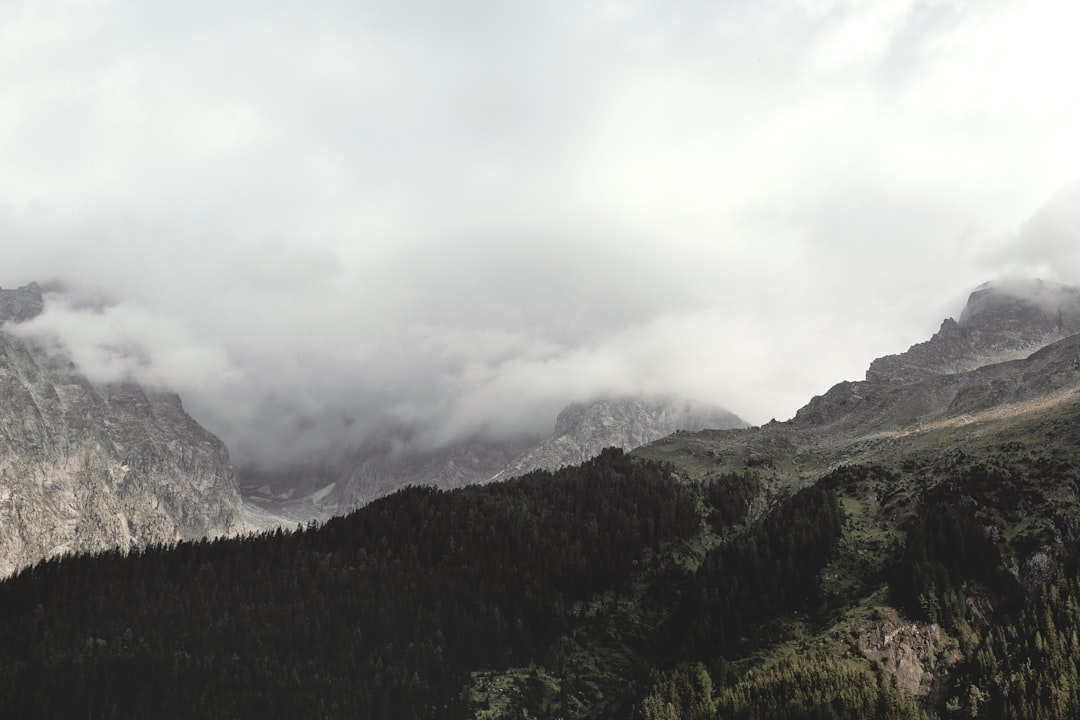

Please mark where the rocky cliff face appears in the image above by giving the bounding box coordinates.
[866,280,1080,384]
[495,395,747,479]
[856,609,959,702]
[796,279,1080,430]
[636,278,1080,497]
[0,284,242,577]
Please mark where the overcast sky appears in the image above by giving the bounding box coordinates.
[3,0,1080,466]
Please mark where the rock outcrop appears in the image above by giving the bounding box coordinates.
[857,609,960,700]
[495,395,747,479]
[867,279,1080,384]
[796,280,1080,431]
[0,284,242,577]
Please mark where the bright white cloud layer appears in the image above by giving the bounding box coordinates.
[3,0,1080,465]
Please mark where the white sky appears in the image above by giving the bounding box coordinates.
[3,0,1080,465]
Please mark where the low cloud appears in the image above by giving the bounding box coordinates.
[981,182,1080,283]
[3,0,1079,466]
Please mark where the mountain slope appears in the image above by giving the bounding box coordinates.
[334,433,539,511]
[6,279,1080,719]
[239,433,540,524]
[627,278,1080,709]
[867,279,1080,383]
[636,279,1080,485]
[241,395,746,522]
[0,284,242,577]
[494,395,747,480]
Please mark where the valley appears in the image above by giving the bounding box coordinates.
[2,278,1080,718]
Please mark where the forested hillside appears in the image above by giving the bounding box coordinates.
[0,449,702,718]
[5,428,1080,719]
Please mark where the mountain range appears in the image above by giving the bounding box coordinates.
[0,282,746,572]
[3,277,1080,718]
[241,394,746,526]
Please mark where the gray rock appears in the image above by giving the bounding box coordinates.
[867,279,1080,383]
[797,280,1080,430]
[0,284,242,577]
[0,283,44,324]
[495,395,748,479]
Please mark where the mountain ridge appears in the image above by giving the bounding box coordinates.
[241,394,748,523]
[5,277,1080,718]
[634,278,1080,517]
[0,283,244,577]
[866,279,1080,383]
[494,394,747,480]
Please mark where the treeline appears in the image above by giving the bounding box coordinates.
[0,448,696,719]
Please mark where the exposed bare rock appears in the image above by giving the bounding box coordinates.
[857,609,960,700]
[496,395,747,479]
[0,284,242,577]
[867,279,1080,384]
[795,281,1080,432]
[1020,548,1058,587]
[0,283,44,324]
[635,279,1080,504]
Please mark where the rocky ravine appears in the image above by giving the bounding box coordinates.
[0,284,243,577]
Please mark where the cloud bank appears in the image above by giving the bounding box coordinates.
[3,0,1080,465]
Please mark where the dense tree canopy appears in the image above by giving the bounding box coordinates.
[0,449,696,719]
[4,449,1080,719]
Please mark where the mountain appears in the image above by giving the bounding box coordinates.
[638,278,1080,487]
[333,433,537,510]
[494,394,747,480]
[866,278,1080,383]
[627,277,1080,705]
[239,432,540,526]
[240,396,747,523]
[6,278,1080,719]
[0,283,243,577]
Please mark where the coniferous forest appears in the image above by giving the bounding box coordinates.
[5,446,1080,719]
[0,449,699,718]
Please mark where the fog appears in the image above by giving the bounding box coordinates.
[3,0,1079,466]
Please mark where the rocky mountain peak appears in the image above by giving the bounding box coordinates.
[959,278,1080,331]
[551,395,744,439]
[794,279,1080,430]
[0,282,243,577]
[498,395,747,478]
[866,279,1080,383]
[0,283,44,325]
